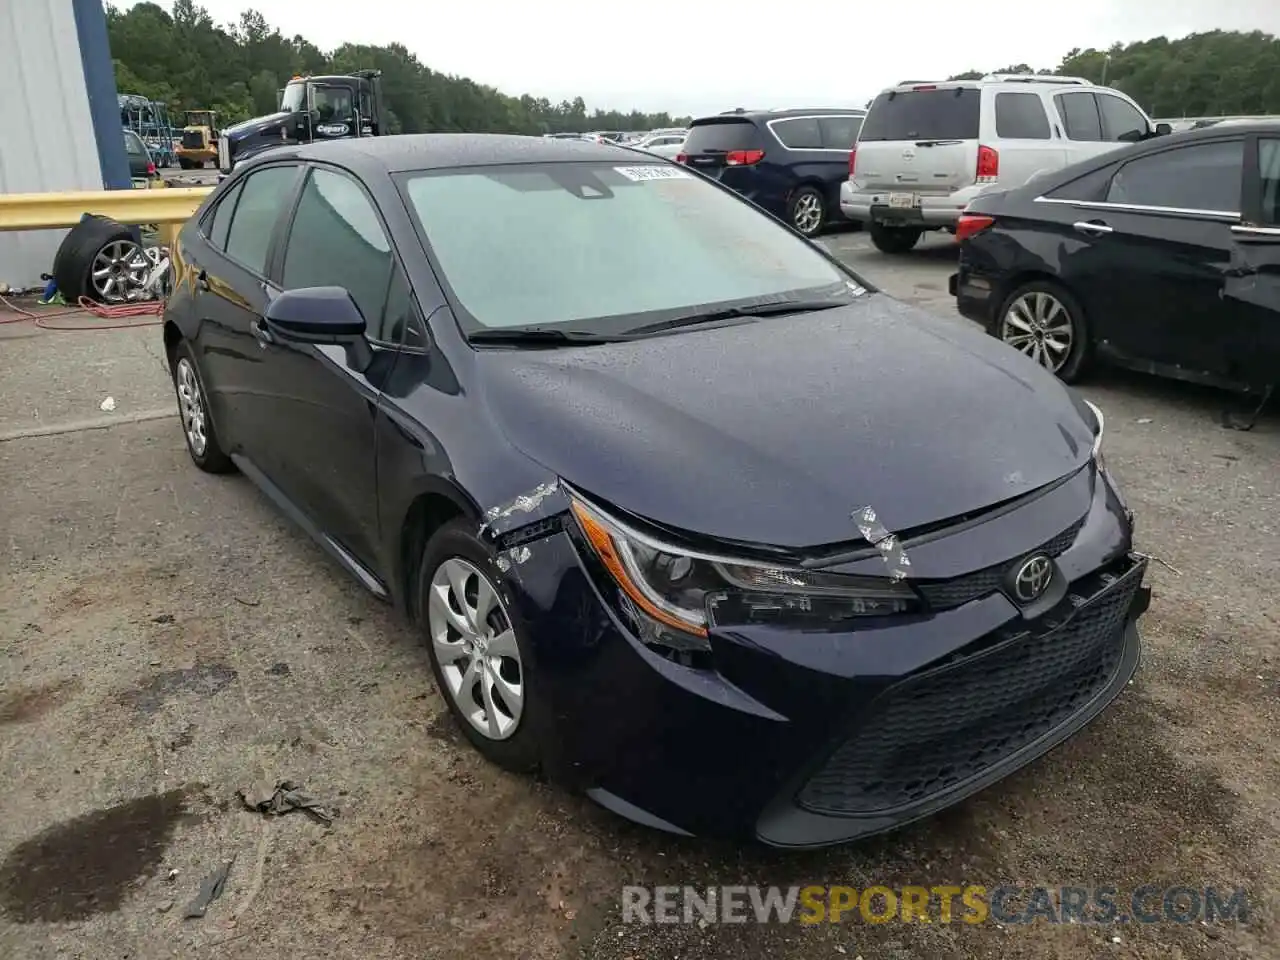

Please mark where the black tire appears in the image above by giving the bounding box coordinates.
[869,223,923,254]
[417,520,542,773]
[52,215,140,304]
[787,185,826,237]
[994,280,1092,383]
[170,338,235,473]
[178,157,195,170]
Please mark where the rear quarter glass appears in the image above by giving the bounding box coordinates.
[860,88,981,141]
[682,119,761,152]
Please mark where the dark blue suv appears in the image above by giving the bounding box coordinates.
[677,108,865,237]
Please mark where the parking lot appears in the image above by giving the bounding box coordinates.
[1,232,1277,960]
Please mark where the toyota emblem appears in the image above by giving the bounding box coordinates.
[1012,554,1053,603]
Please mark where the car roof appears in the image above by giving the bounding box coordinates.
[691,107,866,124]
[289,133,645,172]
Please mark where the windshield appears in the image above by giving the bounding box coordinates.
[859,88,981,141]
[402,162,856,334]
[280,81,305,113]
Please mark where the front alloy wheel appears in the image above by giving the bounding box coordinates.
[427,557,524,740]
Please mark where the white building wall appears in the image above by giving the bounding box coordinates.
[0,0,105,289]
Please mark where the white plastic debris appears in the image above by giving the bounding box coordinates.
[100,396,117,412]
[1136,417,1153,424]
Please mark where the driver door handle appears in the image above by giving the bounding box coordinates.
[196,269,210,290]
[1073,220,1113,236]
[251,317,274,344]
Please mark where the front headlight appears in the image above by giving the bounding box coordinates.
[568,493,917,652]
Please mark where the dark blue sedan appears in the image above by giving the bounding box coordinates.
[163,134,1150,847]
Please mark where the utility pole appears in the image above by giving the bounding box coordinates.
[1101,53,1111,86]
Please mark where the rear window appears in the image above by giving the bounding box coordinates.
[858,88,981,142]
[682,119,760,153]
[124,133,145,155]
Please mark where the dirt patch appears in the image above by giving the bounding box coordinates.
[116,662,238,715]
[0,677,81,726]
[0,787,201,923]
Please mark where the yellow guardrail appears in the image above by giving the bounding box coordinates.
[0,185,213,232]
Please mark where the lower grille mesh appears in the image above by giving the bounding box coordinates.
[797,568,1139,817]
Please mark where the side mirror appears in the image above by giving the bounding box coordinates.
[265,286,372,370]
[1154,122,1173,137]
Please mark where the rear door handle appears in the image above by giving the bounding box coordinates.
[251,317,274,345]
[1073,220,1113,236]
[196,269,210,290]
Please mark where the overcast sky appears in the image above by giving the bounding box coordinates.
[127,0,1280,116]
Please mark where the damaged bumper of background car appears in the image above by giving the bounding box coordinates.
[484,460,1149,848]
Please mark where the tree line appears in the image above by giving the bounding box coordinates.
[948,30,1280,117]
[107,0,692,133]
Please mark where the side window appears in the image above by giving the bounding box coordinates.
[994,93,1051,140]
[1055,93,1104,142]
[224,166,298,274]
[771,117,823,149]
[1106,140,1244,212]
[281,168,395,340]
[1097,94,1148,142]
[1260,138,1280,225]
[819,115,863,149]
[384,267,428,349]
[207,181,244,251]
[1045,165,1116,202]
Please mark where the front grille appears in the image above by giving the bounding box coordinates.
[797,565,1140,817]
[181,131,204,150]
[914,513,1087,610]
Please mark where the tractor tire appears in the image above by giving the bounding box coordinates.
[178,157,195,170]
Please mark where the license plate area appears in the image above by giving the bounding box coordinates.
[888,192,919,209]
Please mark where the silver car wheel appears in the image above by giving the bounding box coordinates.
[793,192,823,234]
[428,557,524,741]
[1001,291,1074,372]
[90,239,149,303]
[175,358,208,456]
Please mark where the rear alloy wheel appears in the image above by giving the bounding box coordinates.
[997,281,1090,382]
[788,186,826,237]
[419,521,541,772]
[171,339,234,473]
[869,223,922,254]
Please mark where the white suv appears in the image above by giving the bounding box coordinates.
[840,74,1169,253]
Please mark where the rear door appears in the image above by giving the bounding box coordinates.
[1067,137,1247,375]
[1228,133,1280,388]
[853,86,981,195]
[989,91,1067,187]
[188,162,305,466]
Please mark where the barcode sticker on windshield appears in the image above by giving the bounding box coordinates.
[614,165,691,182]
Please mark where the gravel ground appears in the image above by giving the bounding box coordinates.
[1,231,1277,960]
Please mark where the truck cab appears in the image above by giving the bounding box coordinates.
[218,70,386,174]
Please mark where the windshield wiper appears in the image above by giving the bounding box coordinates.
[623,299,851,337]
[468,327,625,346]
[915,139,963,147]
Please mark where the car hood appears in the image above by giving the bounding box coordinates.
[223,111,292,140]
[476,295,1094,550]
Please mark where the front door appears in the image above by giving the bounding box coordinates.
[263,164,402,570]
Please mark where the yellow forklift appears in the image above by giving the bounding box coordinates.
[175,110,219,169]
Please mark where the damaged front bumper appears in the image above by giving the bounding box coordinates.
[495,463,1150,847]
